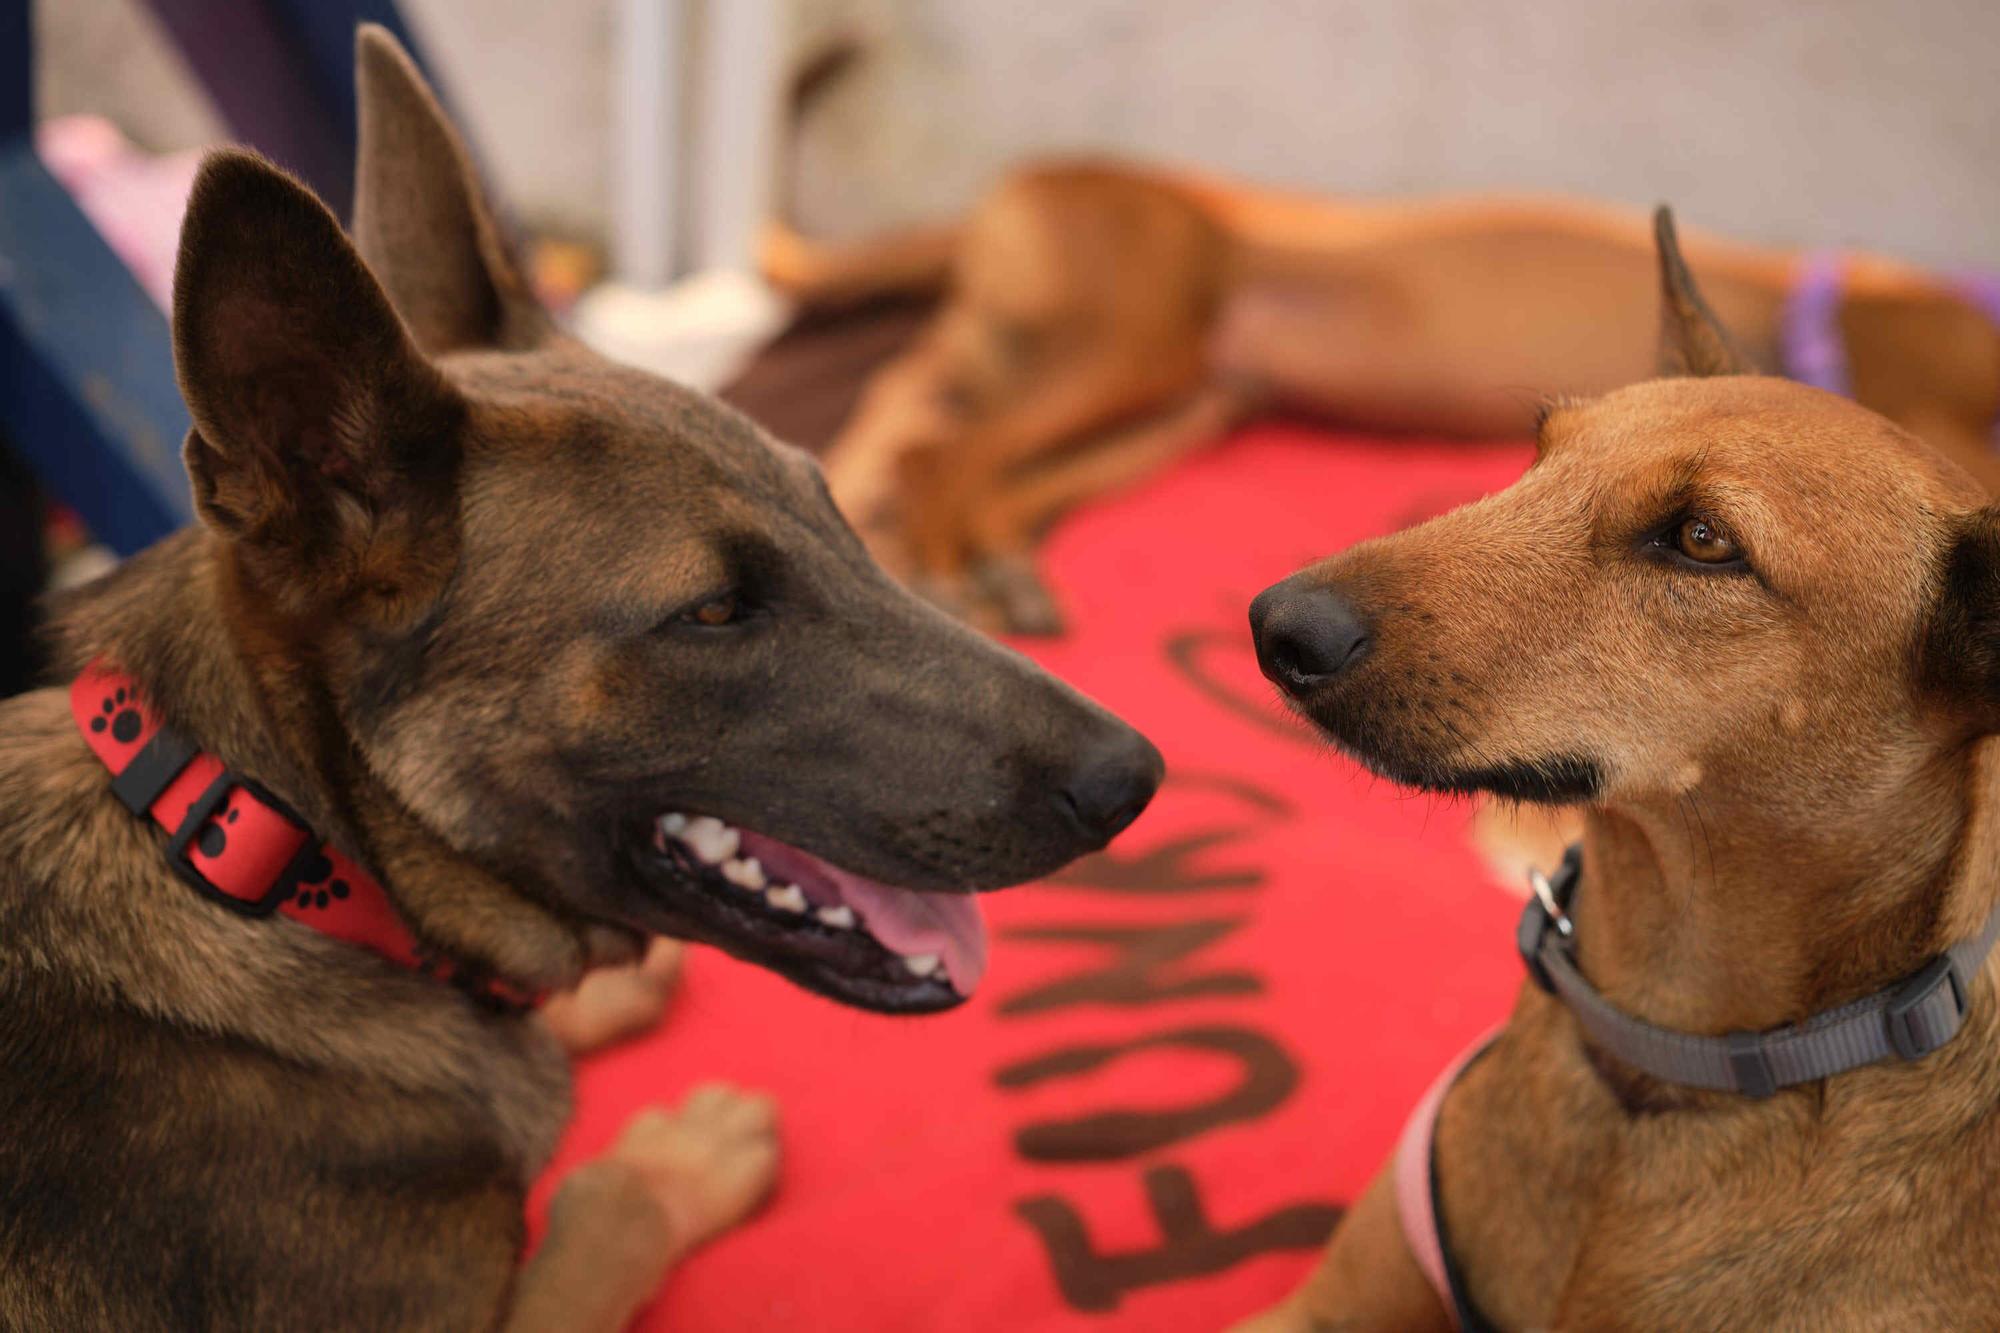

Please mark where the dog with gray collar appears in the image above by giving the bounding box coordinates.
[1237,212,2000,1330]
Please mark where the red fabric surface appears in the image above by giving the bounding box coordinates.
[531,422,1538,1330]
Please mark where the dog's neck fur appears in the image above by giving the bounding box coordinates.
[1570,742,2000,1041]
[50,529,624,995]
[0,533,578,1175]
[58,532,343,839]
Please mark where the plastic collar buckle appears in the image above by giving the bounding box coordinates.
[1885,955,1967,1062]
[1725,1031,1778,1099]
[164,771,305,917]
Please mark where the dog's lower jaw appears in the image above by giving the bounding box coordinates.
[1289,695,1605,805]
[1386,752,1604,805]
[345,777,636,995]
[1359,743,1605,806]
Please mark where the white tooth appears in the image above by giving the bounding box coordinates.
[902,952,941,978]
[721,857,766,890]
[765,884,807,913]
[816,905,856,930]
[658,812,689,836]
[682,817,739,864]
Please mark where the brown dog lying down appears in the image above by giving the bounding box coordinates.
[767,162,2000,634]
[0,29,1160,1330]
[1231,212,2000,1331]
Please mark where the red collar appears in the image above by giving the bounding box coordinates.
[71,659,532,1007]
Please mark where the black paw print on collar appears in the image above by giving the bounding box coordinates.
[195,804,240,859]
[90,688,144,745]
[285,849,353,911]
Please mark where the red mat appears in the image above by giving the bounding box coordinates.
[530,423,1537,1330]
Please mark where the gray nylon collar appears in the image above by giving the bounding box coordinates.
[1518,846,2000,1098]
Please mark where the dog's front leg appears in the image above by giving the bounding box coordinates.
[899,347,1205,615]
[1228,1161,1453,1333]
[505,1084,780,1331]
[963,383,1256,634]
[538,938,686,1056]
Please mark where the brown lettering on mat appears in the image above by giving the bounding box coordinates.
[996,919,1261,1015]
[1000,1025,1297,1161]
[1015,1165,1344,1313]
[1051,830,1268,893]
[1048,770,1293,894]
[1164,628,1322,748]
[996,625,1345,1312]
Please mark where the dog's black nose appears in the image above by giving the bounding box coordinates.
[1059,728,1165,841]
[1249,581,1371,697]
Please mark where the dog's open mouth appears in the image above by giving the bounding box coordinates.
[639,812,988,1014]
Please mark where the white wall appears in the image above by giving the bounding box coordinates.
[32,0,225,151]
[786,0,2000,268]
[35,0,2000,269]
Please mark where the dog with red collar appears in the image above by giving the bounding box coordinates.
[0,27,1159,1329]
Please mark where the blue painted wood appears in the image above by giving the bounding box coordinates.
[0,144,194,553]
[260,0,423,160]
[143,0,431,219]
[0,0,439,554]
[1,0,28,141]
[145,0,353,216]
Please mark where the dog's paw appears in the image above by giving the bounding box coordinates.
[907,571,975,621]
[972,554,1066,637]
[853,516,915,582]
[539,937,684,1055]
[606,1083,781,1261]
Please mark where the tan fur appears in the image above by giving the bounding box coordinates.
[795,162,2000,633]
[1237,216,2000,1330]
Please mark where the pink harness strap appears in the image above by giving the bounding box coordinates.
[1393,1027,1501,1329]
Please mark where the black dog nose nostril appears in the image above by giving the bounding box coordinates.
[1249,583,1371,697]
[1059,729,1165,841]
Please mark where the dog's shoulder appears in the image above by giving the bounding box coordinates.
[0,963,533,1329]
[0,686,569,1327]
[1440,990,2000,1327]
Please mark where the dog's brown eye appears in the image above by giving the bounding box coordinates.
[1675,517,1739,564]
[689,594,739,627]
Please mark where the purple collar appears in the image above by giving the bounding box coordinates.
[1782,252,2000,447]
[1781,251,1853,397]
[1949,269,2000,452]
[1954,269,2000,343]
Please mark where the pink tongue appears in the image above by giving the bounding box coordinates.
[833,873,989,996]
[735,832,990,995]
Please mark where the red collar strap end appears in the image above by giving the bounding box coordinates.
[70,660,537,1009]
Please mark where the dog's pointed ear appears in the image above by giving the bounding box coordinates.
[351,25,552,354]
[173,150,463,601]
[1654,206,1751,378]
[1924,507,2000,728]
